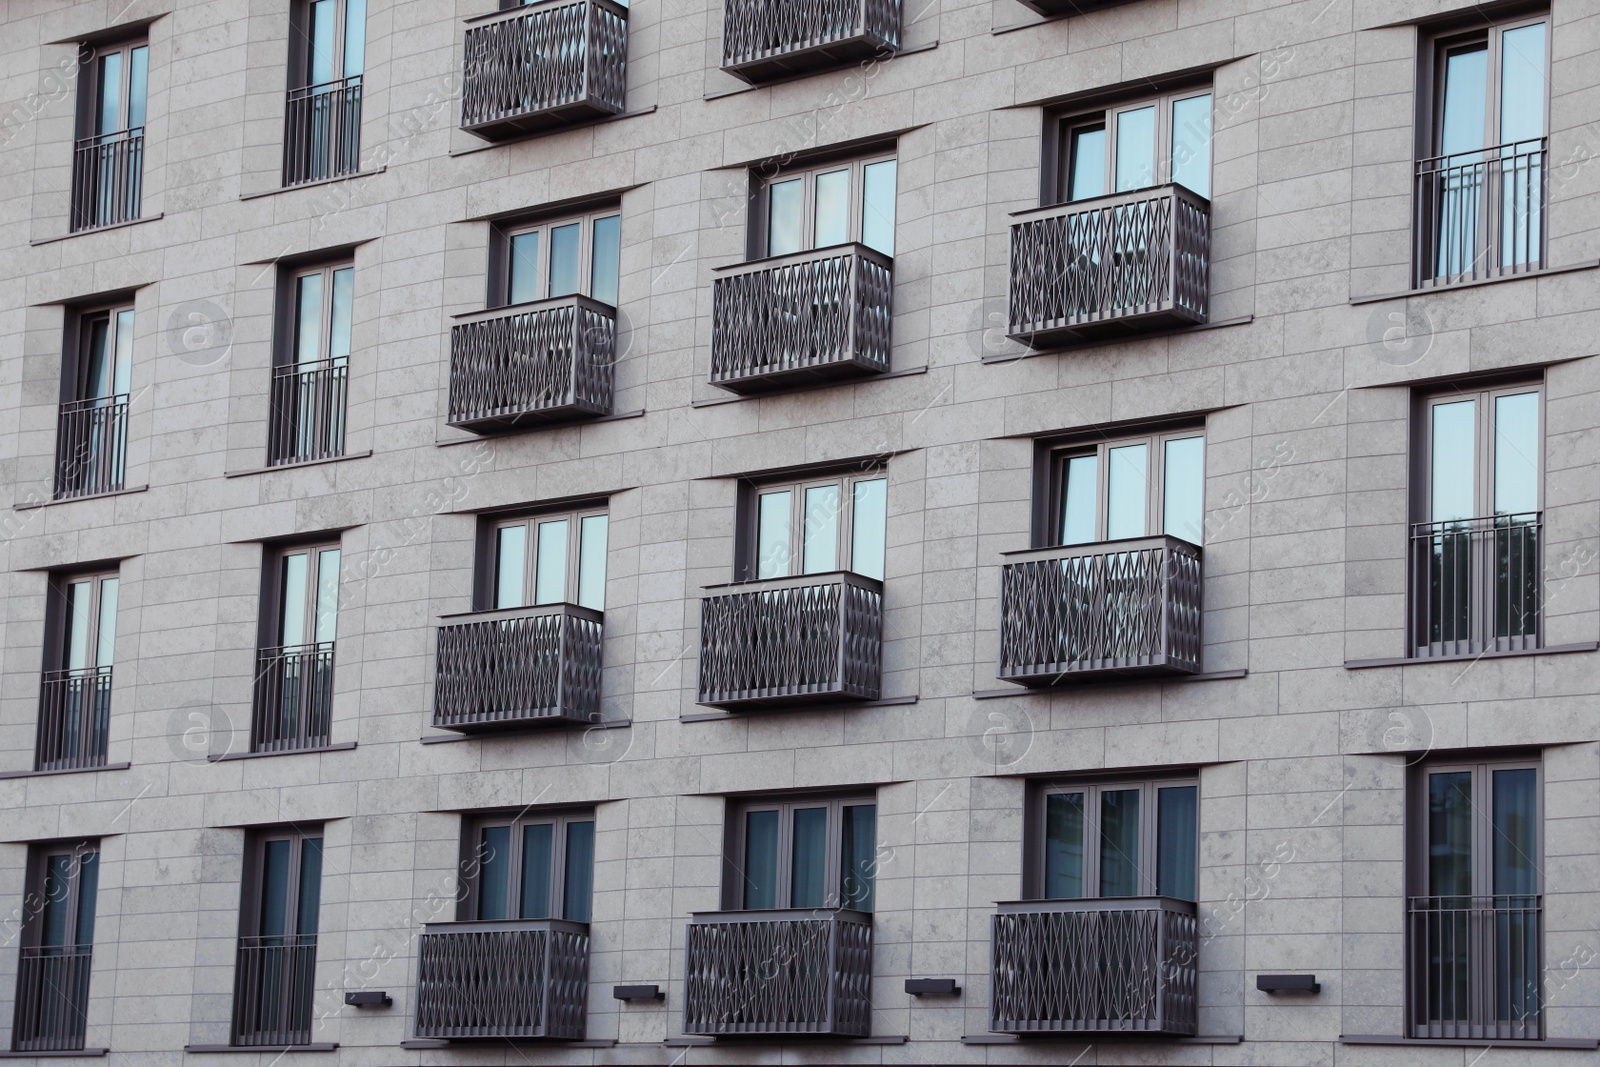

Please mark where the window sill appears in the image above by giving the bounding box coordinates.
[1340,1035,1598,1049]
[15,485,150,511]
[239,169,386,201]
[0,1049,109,1058]
[207,742,356,762]
[30,215,164,247]
[224,451,371,478]
[183,1044,337,1054]
[1344,641,1597,670]
[1349,259,1600,306]
[691,365,928,408]
[963,1033,1241,1045]
[0,762,131,780]
[973,668,1247,699]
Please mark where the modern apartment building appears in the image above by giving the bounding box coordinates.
[1,0,1598,1061]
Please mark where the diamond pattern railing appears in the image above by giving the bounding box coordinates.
[12,946,94,1052]
[722,0,898,82]
[448,296,615,431]
[683,909,872,1037]
[711,243,892,394]
[415,919,590,1041]
[990,897,1198,1036]
[697,571,882,709]
[433,604,603,731]
[460,0,627,141]
[998,536,1201,685]
[1008,184,1209,347]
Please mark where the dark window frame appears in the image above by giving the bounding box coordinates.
[1025,775,1199,902]
[274,260,355,370]
[74,38,149,141]
[1416,9,1551,162]
[488,207,623,309]
[736,469,889,582]
[721,791,877,912]
[61,302,136,406]
[258,539,342,653]
[1039,426,1206,548]
[1044,84,1213,207]
[473,502,610,611]
[748,149,898,261]
[43,568,121,674]
[1405,754,1543,897]
[457,808,597,923]
[18,840,100,952]
[1412,379,1544,525]
[287,0,366,90]
[237,826,325,939]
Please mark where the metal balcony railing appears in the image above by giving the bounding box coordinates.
[683,909,872,1037]
[698,571,882,709]
[460,0,628,140]
[1408,895,1541,1041]
[1008,184,1210,347]
[54,396,129,500]
[35,666,112,772]
[710,243,892,393]
[433,605,603,731]
[12,946,94,1052]
[70,128,143,231]
[1410,513,1540,659]
[448,296,616,431]
[268,358,348,467]
[998,536,1202,685]
[251,643,334,753]
[231,934,318,1047]
[721,0,898,82]
[1415,138,1546,288]
[990,897,1198,1036]
[414,919,590,1040]
[283,77,362,186]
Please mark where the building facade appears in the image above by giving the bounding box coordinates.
[3,0,1600,1062]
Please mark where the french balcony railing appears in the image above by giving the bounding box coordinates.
[1410,513,1540,659]
[990,897,1198,1036]
[70,128,142,231]
[12,945,94,1052]
[998,536,1202,685]
[710,243,892,394]
[460,0,628,140]
[433,605,603,731]
[1415,138,1546,288]
[54,395,129,500]
[698,571,882,709]
[251,643,334,753]
[35,666,112,772]
[414,919,590,1041]
[1008,184,1210,347]
[683,909,872,1037]
[268,358,348,467]
[231,934,318,1047]
[283,76,362,186]
[448,296,616,431]
[721,0,898,82]
[1408,894,1541,1041]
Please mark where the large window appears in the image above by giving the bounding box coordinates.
[271,262,352,465]
[72,39,147,230]
[487,507,608,612]
[726,794,877,911]
[55,305,134,499]
[233,828,323,1046]
[747,472,887,581]
[1032,778,1197,901]
[11,842,99,1053]
[496,210,622,309]
[1047,430,1204,546]
[285,0,365,185]
[253,542,340,751]
[757,153,897,258]
[37,570,119,771]
[461,810,596,923]
[1055,89,1213,203]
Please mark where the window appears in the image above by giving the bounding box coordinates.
[253,543,340,751]
[1047,430,1204,546]
[487,508,608,612]
[496,210,622,309]
[1408,758,1541,1040]
[12,842,99,1053]
[271,262,352,466]
[1032,778,1198,901]
[726,794,877,911]
[285,0,365,185]
[757,154,897,258]
[72,39,147,230]
[461,810,596,923]
[233,829,323,1046]
[295,0,366,89]
[37,571,119,771]
[747,472,888,581]
[1055,89,1213,203]
[56,305,133,499]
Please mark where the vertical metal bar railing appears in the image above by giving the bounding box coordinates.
[1408,895,1541,1040]
[53,396,130,500]
[34,666,113,772]
[11,946,94,1052]
[70,128,143,231]
[251,643,335,753]
[283,77,362,186]
[267,359,348,467]
[230,934,318,1046]
[1410,513,1541,658]
[1415,139,1546,288]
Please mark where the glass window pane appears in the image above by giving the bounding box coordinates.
[1098,789,1141,897]
[1494,392,1539,516]
[768,179,804,257]
[64,580,92,671]
[1440,45,1488,156]
[1492,769,1537,896]
[790,807,828,909]
[756,491,792,579]
[814,169,849,248]
[509,231,540,305]
[563,821,596,923]
[314,549,340,644]
[280,553,309,647]
[343,0,367,78]
[742,810,780,909]
[519,823,554,919]
[259,839,291,937]
[309,0,336,85]
[97,53,121,135]
[1162,437,1205,543]
[127,47,148,129]
[1156,786,1198,900]
[74,851,99,946]
[113,310,134,396]
[84,318,111,399]
[40,855,73,947]
[1170,95,1212,198]
[535,520,569,605]
[550,223,581,298]
[802,484,840,574]
[295,274,324,364]
[862,160,897,256]
[1068,125,1107,202]
[96,578,119,667]
[590,215,621,307]
[1114,106,1157,192]
[296,838,323,936]
[1106,444,1149,540]
[850,479,887,581]
[1428,771,1474,897]
[577,515,608,612]
[496,525,528,609]
[1043,792,1085,899]
[1060,454,1098,545]
[329,268,354,362]
[477,826,511,920]
[840,804,876,911]
[1431,400,1477,522]
[1499,24,1545,144]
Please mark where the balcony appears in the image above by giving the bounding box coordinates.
[710,244,891,394]
[268,358,348,467]
[1415,138,1546,288]
[998,536,1202,685]
[35,666,112,772]
[1008,184,1209,347]
[697,571,882,710]
[1408,894,1541,1041]
[251,643,334,753]
[1411,513,1540,659]
[12,946,93,1052]
[414,919,590,1040]
[70,128,142,232]
[54,396,129,500]
[231,934,318,1047]
[460,0,627,141]
[433,605,603,732]
[721,0,898,83]
[683,909,872,1037]
[283,77,362,186]
[990,897,1198,1036]
[448,297,616,432]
